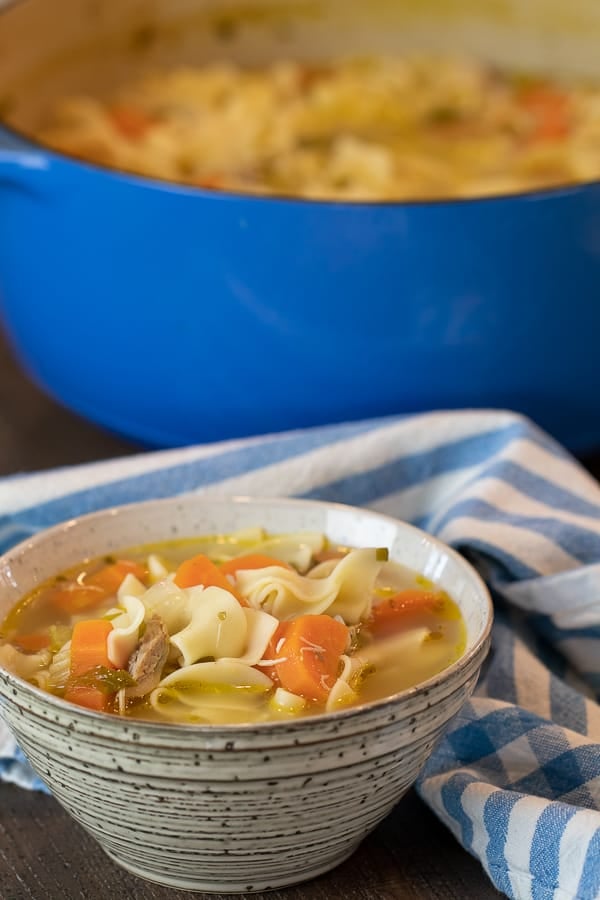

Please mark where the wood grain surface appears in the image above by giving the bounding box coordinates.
[4,324,595,900]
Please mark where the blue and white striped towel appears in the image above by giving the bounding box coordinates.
[0,410,599,900]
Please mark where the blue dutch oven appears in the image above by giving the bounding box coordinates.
[1,0,599,449]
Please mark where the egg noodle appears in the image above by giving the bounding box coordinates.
[36,55,600,200]
[0,529,465,725]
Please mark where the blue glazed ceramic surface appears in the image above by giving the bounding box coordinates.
[1,0,600,449]
[1,130,599,449]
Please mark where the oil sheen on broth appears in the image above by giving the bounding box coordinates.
[0,529,466,724]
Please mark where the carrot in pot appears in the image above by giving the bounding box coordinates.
[64,619,115,712]
[194,175,226,189]
[274,615,349,704]
[174,553,246,604]
[109,105,156,139]
[517,84,572,141]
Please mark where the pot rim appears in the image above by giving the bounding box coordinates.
[2,117,599,207]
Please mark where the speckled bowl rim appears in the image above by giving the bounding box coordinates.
[0,494,493,734]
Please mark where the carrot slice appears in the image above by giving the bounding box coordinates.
[86,560,147,594]
[52,559,146,614]
[174,553,245,604]
[219,554,292,577]
[194,175,225,189]
[274,615,349,704]
[369,589,443,637]
[51,583,106,614]
[64,619,115,711]
[68,619,114,676]
[109,105,156,139]
[13,633,50,653]
[518,84,571,141]
[64,684,109,712]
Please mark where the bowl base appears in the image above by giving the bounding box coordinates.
[102,843,360,894]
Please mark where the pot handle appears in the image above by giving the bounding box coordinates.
[0,128,50,189]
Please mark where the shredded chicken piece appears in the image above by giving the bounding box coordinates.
[121,615,169,702]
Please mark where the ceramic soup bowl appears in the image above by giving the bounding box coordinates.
[0,496,492,893]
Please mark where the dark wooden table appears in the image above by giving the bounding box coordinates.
[6,326,596,900]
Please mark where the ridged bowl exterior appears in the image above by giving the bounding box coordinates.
[0,496,492,892]
[0,651,486,892]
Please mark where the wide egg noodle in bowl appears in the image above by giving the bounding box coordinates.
[0,530,467,725]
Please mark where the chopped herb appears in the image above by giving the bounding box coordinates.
[212,17,238,41]
[129,23,157,52]
[332,175,352,189]
[424,630,444,642]
[177,157,197,177]
[510,71,545,92]
[217,611,227,621]
[348,625,363,653]
[351,663,376,689]
[375,547,389,562]
[427,106,463,125]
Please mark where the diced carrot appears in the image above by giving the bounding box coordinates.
[174,553,246,604]
[63,685,108,712]
[219,554,292,577]
[64,619,115,712]
[68,619,114,677]
[52,559,146,614]
[86,560,147,594]
[14,633,50,653]
[518,84,572,141]
[274,615,349,704]
[368,589,443,638]
[194,175,225,189]
[109,105,156,139]
[51,583,106,614]
[297,64,330,92]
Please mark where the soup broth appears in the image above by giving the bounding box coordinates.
[0,529,466,724]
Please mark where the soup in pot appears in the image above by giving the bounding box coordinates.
[34,54,600,200]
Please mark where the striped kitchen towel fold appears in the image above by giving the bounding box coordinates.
[0,410,598,900]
